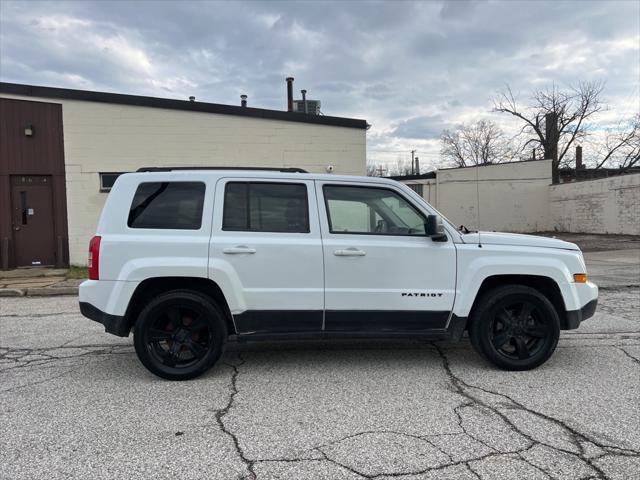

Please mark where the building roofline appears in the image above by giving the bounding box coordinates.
[0,82,368,130]
[388,171,436,181]
[389,158,553,180]
[437,157,551,172]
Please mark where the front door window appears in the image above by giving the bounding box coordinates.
[323,185,426,236]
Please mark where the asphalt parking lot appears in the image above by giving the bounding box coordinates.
[1,246,639,479]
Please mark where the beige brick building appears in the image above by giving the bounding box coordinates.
[0,83,367,268]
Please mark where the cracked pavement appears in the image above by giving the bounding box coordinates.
[1,250,639,479]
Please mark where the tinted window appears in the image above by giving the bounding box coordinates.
[128,182,205,229]
[99,172,127,192]
[324,185,425,236]
[223,182,309,233]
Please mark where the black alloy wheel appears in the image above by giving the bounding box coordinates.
[469,285,560,371]
[134,290,227,380]
[489,300,550,361]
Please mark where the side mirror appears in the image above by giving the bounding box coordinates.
[425,215,447,241]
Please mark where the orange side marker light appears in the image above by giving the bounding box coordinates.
[573,274,588,283]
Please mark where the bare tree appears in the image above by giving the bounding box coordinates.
[441,119,508,167]
[595,114,640,170]
[390,158,413,176]
[366,163,380,176]
[494,81,604,182]
[367,158,413,177]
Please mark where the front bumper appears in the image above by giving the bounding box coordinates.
[79,302,130,337]
[565,298,598,330]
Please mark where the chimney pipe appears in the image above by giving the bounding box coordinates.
[240,94,247,107]
[189,96,195,102]
[301,89,307,114]
[576,146,583,170]
[286,77,294,112]
[415,157,420,175]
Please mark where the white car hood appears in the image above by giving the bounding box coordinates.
[461,232,580,251]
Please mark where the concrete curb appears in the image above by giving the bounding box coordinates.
[26,287,79,296]
[0,287,79,297]
[0,288,25,297]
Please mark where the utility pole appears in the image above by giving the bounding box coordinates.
[375,165,387,177]
[411,150,416,175]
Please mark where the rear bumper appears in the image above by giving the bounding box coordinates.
[79,302,130,337]
[565,298,598,330]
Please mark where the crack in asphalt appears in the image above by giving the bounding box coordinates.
[449,402,501,454]
[465,462,483,479]
[431,343,640,480]
[196,340,640,480]
[0,344,132,374]
[212,353,257,480]
[517,451,555,479]
[617,347,640,366]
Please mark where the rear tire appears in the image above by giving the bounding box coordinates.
[133,290,227,380]
[468,285,560,371]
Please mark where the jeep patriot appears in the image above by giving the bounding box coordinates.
[79,168,598,380]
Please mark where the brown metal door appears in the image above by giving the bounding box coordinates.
[11,175,56,267]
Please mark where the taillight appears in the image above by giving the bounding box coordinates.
[88,236,101,280]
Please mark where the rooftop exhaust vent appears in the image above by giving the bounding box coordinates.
[293,99,321,115]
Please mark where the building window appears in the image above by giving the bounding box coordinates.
[128,182,206,230]
[223,182,310,233]
[99,173,127,192]
[407,183,424,196]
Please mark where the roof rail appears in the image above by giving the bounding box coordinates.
[136,166,308,173]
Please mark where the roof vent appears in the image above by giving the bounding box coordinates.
[293,99,321,115]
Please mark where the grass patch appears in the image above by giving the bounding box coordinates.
[66,266,88,279]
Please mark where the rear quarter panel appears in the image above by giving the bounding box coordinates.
[96,173,214,282]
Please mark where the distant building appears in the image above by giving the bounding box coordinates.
[392,159,639,236]
[0,82,367,268]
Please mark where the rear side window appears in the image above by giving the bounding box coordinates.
[128,182,205,229]
[223,182,309,233]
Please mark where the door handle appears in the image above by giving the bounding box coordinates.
[334,248,366,256]
[223,246,256,254]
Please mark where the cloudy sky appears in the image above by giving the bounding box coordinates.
[1,0,638,170]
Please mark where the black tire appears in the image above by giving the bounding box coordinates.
[468,285,560,371]
[133,290,227,380]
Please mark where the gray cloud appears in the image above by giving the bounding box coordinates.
[1,0,638,166]
[391,114,449,140]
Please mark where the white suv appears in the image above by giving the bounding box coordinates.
[79,168,598,380]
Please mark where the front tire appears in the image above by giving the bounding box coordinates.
[133,290,227,380]
[468,285,560,371]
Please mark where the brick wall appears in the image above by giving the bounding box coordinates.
[550,174,640,235]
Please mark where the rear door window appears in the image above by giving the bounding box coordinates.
[222,182,309,233]
[128,182,205,229]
